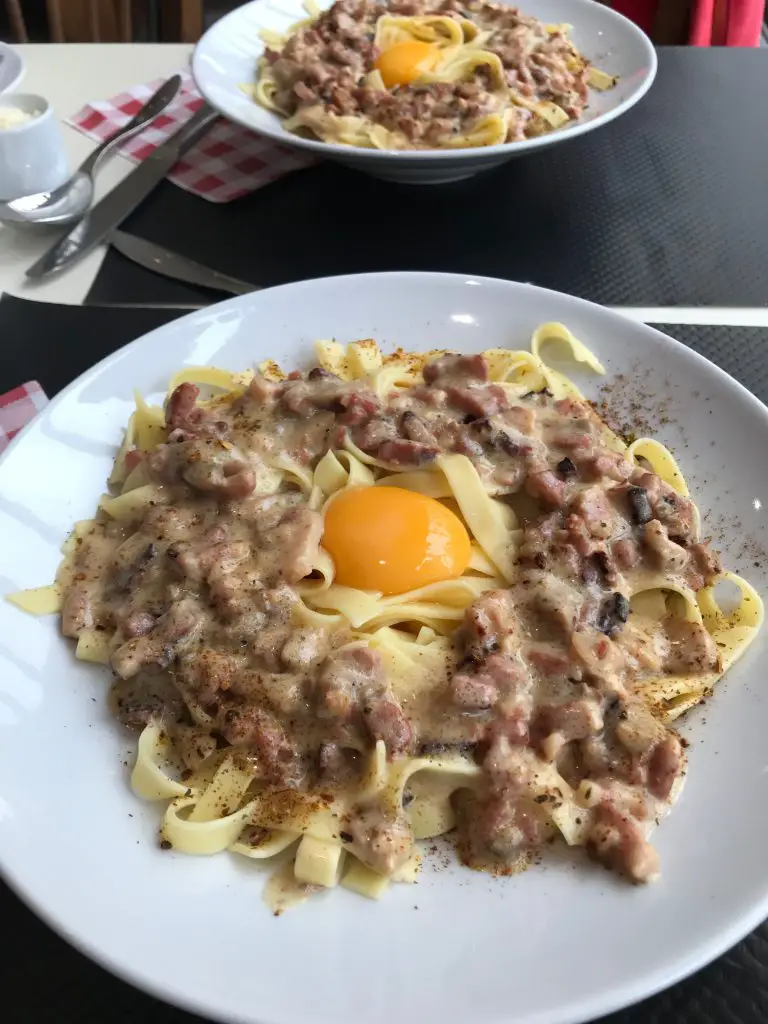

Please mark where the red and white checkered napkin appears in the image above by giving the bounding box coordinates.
[66,69,316,203]
[0,383,48,454]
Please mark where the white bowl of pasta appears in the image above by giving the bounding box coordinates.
[192,0,657,183]
[1,272,768,1024]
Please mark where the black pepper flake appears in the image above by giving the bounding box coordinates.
[598,592,630,635]
[627,486,653,525]
[534,794,548,804]
[556,456,577,479]
[159,839,172,851]
[497,434,521,456]
[339,831,353,843]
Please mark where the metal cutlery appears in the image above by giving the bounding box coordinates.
[1,75,182,227]
[110,229,260,296]
[26,103,219,280]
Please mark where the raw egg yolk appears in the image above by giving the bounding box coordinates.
[375,40,437,89]
[322,486,471,596]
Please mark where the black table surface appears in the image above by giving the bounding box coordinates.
[87,47,768,309]
[2,296,768,1021]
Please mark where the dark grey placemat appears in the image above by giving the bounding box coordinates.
[2,304,767,1022]
[88,49,768,308]
[650,322,768,407]
[0,295,186,396]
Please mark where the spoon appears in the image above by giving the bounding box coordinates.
[0,74,182,227]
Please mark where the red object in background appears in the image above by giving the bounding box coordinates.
[611,1,656,33]
[610,0,764,45]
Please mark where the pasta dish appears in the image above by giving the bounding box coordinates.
[253,0,617,150]
[9,326,762,913]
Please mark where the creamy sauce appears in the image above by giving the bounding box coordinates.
[260,0,595,149]
[59,352,723,883]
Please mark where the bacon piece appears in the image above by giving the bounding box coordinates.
[338,390,380,426]
[124,449,144,474]
[450,671,498,710]
[647,734,683,800]
[525,642,573,677]
[423,353,488,386]
[588,801,660,884]
[579,451,633,482]
[501,405,536,434]
[450,653,527,711]
[121,611,156,639]
[554,397,590,418]
[570,630,626,695]
[363,699,412,755]
[459,589,520,658]
[547,427,593,451]
[613,537,639,569]
[642,520,689,573]
[446,384,508,419]
[148,440,256,500]
[166,382,200,433]
[177,648,247,705]
[218,705,303,786]
[317,646,387,721]
[171,539,249,584]
[534,699,603,759]
[345,806,413,875]
[111,598,203,679]
[352,416,398,451]
[248,373,282,407]
[376,439,439,466]
[690,541,721,580]
[525,469,566,507]
[663,618,720,674]
[399,411,438,446]
[571,486,614,539]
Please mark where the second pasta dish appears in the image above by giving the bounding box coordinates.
[253,0,617,150]
[10,326,762,912]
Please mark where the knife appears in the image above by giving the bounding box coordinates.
[110,229,260,296]
[26,104,219,280]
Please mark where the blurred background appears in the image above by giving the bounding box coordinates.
[0,0,766,44]
[0,1,236,42]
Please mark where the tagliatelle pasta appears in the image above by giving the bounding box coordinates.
[251,0,617,152]
[6,321,763,911]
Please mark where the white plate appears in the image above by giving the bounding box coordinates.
[1,274,767,1024]
[192,0,657,183]
[0,43,25,95]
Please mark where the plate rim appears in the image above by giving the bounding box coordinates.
[0,42,26,95]
[2,272,768,1024]
[190,0,658,163]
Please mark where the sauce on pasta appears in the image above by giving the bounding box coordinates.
[8,326,763,907]
[252,0,617,151]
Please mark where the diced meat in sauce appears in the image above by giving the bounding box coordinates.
[57,323,727,891]
[262,0,595,150]
[363,699,413,755]
[423,353,489,386]
[218,704,304,786]
[111,598,204,679]
[588,800,660,884]
[345,805,414,875]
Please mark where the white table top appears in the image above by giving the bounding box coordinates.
[1,43,767,328]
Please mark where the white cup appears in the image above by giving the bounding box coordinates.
[0,93,70,201]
